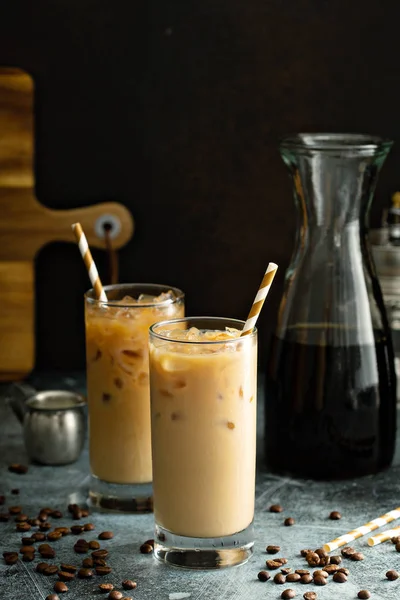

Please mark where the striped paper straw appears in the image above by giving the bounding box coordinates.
[323,507,400,552]
[368,525,400,547]
[71,222,108,302]
[241,262,278,336]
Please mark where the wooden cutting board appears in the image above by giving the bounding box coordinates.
[0,67,134,381]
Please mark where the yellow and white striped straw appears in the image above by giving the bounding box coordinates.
[71,222,108,302]
[368,525,400,547]
[323,507,400,552]
[241,262,278,336]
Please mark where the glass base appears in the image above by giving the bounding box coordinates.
[153,523,254,569]
[88,475,153,513]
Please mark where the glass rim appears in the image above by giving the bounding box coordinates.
[84,283,185,308]
[149,316,257,345]
[280,133,393,153]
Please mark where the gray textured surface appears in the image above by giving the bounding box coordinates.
[1,373,400,599]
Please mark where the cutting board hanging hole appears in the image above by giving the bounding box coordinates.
[94,214,121,240]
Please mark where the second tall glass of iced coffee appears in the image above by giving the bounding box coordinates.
[149,317,257,568]
[85,284,184,511]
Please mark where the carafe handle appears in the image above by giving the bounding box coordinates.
[6,382,36,423]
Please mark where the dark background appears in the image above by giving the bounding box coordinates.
[1,0,400,371]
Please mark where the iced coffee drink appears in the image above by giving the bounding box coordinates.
[85,284,184,512]
[149,317,257,568]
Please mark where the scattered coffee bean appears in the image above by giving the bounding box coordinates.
[267,559,283,570]
[58,571,75,582]
[313,570,328,579]
[314,548,328,558]
[300,575,313,584]
[45,595,59,600]
[9,506,22,514]
[40,549,56,559]
[74,543,89,554]
[8,463,28,474]
[286,573,301,582]
[81,509,90,518]
[333,572,347,583]
[323,564,339,574]
[92,549,109,558]
[21,536,35,545]
[349,552,364,561]
[36,562,49,573]
[338,567,350,576]
[4,552,19,565]
[0,513,9,522]
[318,555,330,566]
[341,546,355,558]
[28,518,40,526]
[281,590,296,599]
[99,531,114,540]
[72,509,82,520]
[16,522,31,532]
[47,531,62,542]
[284,517,295,526]
[20,545,35,554]
[386,570,399,581]
[82,557,94,568]
[78,567,94,578]
[93,558,107,567]
[270,504,284,513]
[71,525,84,535]
[143,539,154,547]
[258,570,270,582]
[39,543,52,552]
[122,580,137,590]
[301,549,313,557]
[67,504,78,513]
[267,544,281,554]
[96,566,113,576]
[15,513,28,523]
[330,555,342,565]
[395,542,400,552]
[59,563,76,572]
[39,523,52,531]
[51,510,63,519]
[99,583,114,592]
[274,573,286,584]
[38,511,49,522]
[84,523,95,531]
[329,511,342,520]
[89,540,100,550]
[22,552,36,562]
[306,552,320,567]
[108,592,123,600]
[281,568,292,575]
[43,565,59,576]
[313,576,327,586]
[303,593,317,600]
[140,543,153,554]
[391,536,400,544]
[296,570,310,576]
[33,532,46,541]
[54,527,70,536]
[357,591,371,599]
[54,582,68,593]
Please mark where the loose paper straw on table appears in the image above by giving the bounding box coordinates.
[241,262,278,336]
[71,222,108,302]
[323,507,400,552]
[368,525,400,547]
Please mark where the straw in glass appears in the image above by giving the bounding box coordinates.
[71,222,108,302]
[241,262,278,336]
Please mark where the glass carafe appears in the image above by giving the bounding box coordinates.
[265,134,397,479]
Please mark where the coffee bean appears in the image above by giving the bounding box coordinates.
[20,545,35,554]
[267,559,283,570]
[84,523,95,531]
[296,570,310,576]
[338,567,350,576]
[349,552,364,561]
[67,503,78,513]
[21,537,35,545]
[314,548,328,558]
[93,558,107,567]
[40,549,56,559]
[281,590,296,599]
[54,527,70,536]
[72,509,82,520]
[47,531,62,542]
[21,553,35,562]
[341,546,355,558]
[269,504,284,513]
[58,571,75,582]
[143,539,154,547]
[8,463,28,474]
[99,531,114,540]
[278,558,288,565]
[122,580,137,590]
[45,595,59,600]
[281,568,292,575]
[333,572,347,583]
[17,522,31,532]
[108,592,123,600]
[81,509,90,518]
[301,549,313,557]
[78,567,94,578]
[329,511,342,520]
[89,540,100,550]
[38,512,49,522]
[36,562,49,573]
[51,510,63,519]
[15,513,28,523]
[43,565,59,575]
[303,593,317,600]
[357,591,371,599]
[313,576,327,586]
[0,513,9,522]
[286,573,301,582]
[313,570,328,579]
[54,582,68,593]
[75,538,89,546]
[274,573,286,584]
[71,525,84,535]
[300,574,313,584]
[28,518,41,526]
[318,555,330,567]
[330,555,342,565]
[82,558,94,568]
[391,536,400,544]
[92,549,109,558]
[305,552,320,567]
[257,570,270,582]
[386,570,399,580]
[323,564,339,574]
[3,551,18,560]
[284,517,295,526]
[39,523,52,531]
[96,566,112,576]
[74,544,89,554]
[9,506,22,514]
[99,583,114,592]
[32,532,45,541]
[267,544,281,554]
[395,542,400,552]
[139,543,153,554]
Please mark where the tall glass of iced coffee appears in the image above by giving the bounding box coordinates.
[85,284,184,512]
[149,317,257,568]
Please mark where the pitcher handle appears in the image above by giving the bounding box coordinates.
[6,382,37,423]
